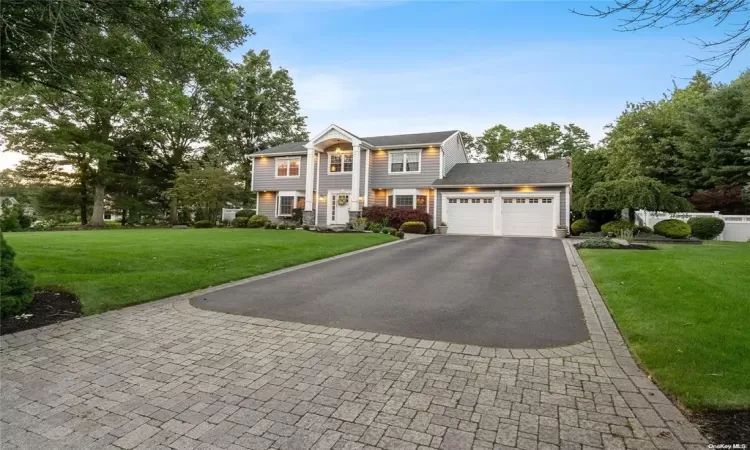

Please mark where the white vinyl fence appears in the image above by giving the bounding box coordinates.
[636,210,750,242]
[221,208,243,223]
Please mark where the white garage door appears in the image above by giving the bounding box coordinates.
[501,197,555,237]
[446,198,494,235]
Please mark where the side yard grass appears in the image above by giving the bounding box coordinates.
[579,241,750,411]
[5,229,395,315]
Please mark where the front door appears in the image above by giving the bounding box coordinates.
[331,193,350,225]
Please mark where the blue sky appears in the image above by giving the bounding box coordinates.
[233,0,749,141]
[1,1,748,169]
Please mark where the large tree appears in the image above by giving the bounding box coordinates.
[166,163,241,222]
[585,176,694,222]
[209,50,308,205]
[475,122,593,162]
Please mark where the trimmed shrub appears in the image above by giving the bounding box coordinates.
[276,223,285,230]
[381,228,390,234]
[634,225,653,234]
[400,221,427,234]
[571,219,599,236]
[264,222,274,229]
[104,221,122,229]
[362,206,432,232]
[302,224,310,231]
[194,220,213,228]
[687,217,725,240]
[653,219,691,239]
[574,238,619,249]
[234,209,255,219]
[580,231,605,238]
[369,224,383,233]
[291,208,304,225]
[388,228,397,236]
[601,220,635,234]
[247,214,270,228]
[396,231,405,239]
[1,236,34,318]
[232,217,249,228]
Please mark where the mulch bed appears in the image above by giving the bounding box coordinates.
[692,410,750,444]
[1,290,82,335]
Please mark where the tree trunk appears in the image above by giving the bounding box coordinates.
[79,173,88,225]
[169,197,179,225]
[627,208,636,223]
[90,184,106,227]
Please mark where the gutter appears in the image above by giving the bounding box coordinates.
[432,182,573,188]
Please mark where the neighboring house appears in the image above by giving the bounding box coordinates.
[250,124,572,237]
[0,196,36,217]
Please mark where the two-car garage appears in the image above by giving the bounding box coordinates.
[442,191,562,237]
[433,159,572,238]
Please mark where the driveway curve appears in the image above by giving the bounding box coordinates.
[191,236,587,348]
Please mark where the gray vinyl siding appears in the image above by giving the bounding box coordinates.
[369,147,440,189]
[257,192,278,220]
[440,132,467,176]
[435,186,567,228]
[253,155,307,191]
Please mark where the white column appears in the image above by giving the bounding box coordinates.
[351,141,361,212]
[304,145,316,211]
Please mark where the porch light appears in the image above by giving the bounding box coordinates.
[319,196,325,201]
[335,147,342,154]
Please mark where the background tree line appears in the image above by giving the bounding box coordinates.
[463,70,750,218]
[0,0,307,228]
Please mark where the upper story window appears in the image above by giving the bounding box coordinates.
[328,152,353,174]
[389,150,421,174]
[276,157,301,178]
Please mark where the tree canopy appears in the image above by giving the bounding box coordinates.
[585,177,694,214]
[474,122,592,162]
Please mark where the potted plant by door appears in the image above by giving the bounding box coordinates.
[436,222,448,235]
[555,224,568,239]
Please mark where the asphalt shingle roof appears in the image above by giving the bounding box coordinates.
[433,159,571,186]
[252,130,459,156]
[362,130,458,147]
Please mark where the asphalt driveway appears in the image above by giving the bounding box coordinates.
[192,236,587,348]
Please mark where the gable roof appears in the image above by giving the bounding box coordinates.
[362,130,458,148]
[252,130,459,156]
[433,159,572,186]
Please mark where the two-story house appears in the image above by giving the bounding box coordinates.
[250,124,571,237]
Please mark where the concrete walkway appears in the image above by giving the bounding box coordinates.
[0,240,707,450]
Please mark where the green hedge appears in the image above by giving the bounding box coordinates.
[1,236,34,318]
[601,220,634,234]
[571,219,599,235]
[399,221,427,234]
[234,209,255,219]
[687,217,724,240]
[232,217,249,228]
[654,219,691,239]
[194,220,213,228]
[574,238,619,249]
[248,214,270,228]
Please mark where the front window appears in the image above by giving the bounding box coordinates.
[395,195,413,209]
[276,157,300,177]
[278,196,294,216]
[329,153,353,173]
[389,150,420,173]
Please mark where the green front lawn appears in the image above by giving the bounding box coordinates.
[5,229,395,315]
[579,242,750,410]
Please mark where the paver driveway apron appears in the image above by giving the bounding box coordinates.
[192,236,588,349]
[0,239,707,450]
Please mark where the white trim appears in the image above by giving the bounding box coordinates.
[326,189,352,226]
[250,151,305,158]
[565,185,571,229]
[276,191,305,217]
[315,155,320,226]
[304,146,315,211]
[308,124,373,149]
[351,143,361,212]
[388,149,422,175]
[433,190,438,229]
[250,157,256,191]
[274,156,302,179]
[255,192,259,213]
[373,142,443,149]
[327,151,353,175]
[433,182,572,188]
[364,149,370,207]
[439,190,560,237]
[439,148,444,179]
